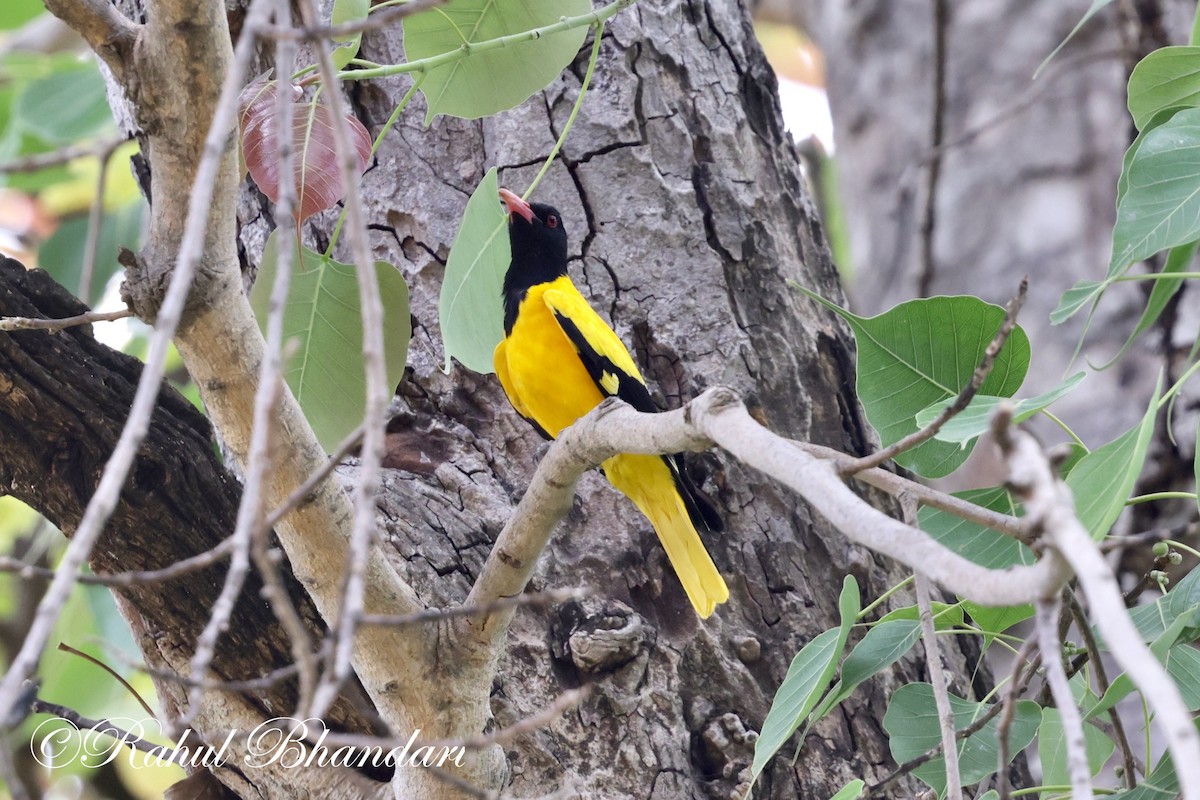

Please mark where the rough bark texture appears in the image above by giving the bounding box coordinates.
[0,259,387,799]
[237,0,985,796]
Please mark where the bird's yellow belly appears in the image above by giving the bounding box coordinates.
[503,287,605,438]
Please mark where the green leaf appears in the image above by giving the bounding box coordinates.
[838,619,921,692]
[38,200,144,305]
[1084,608,1200,720]
[883,683,1040,796]
[877,602,964,629]
[404,0,591,123]
[1119,107,1192,204]
[1109,748,1182,800]
[1050,279,1105,325]
[795,288,1029,478]
[1101,240,1199,370]
[1128,567,1200,642]
[439,167,508,373]
[250,230,411,451]
[1110,107,1200,276]
[13,60,113,145]
[331,0,369,69]
[828,780,865,800]
[751,576,858,780]
[1035,0,1115,78]
[1165,642,1200,710]
[1128,47,1200,131]
[1037,707,1115,788]
[1065,375,1162,539]
[914,372,1085,445]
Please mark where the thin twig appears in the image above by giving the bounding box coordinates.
[78,138,124,301]
[169,0,274,730]
[259,0,443,41]
[0,137,125,174]
[0,0,270,731]
[840,278,1028,476]
[30,697,175,760]
[0,539,232,587]
[1066,590,1139,786]
[57,643,155,717]
[992,406,1200,799]
[917,569,961,799]
[360,587,587,627]
[249,3,318,716]
[997,636,1040,800]
[917,0,950,297]
[294,0,389,720]
[798,441,1031,541]
[0,308,132,333]
[1036,596,1094,799]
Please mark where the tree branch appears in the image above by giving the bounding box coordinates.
[992,406,1200,799]
[1036,595,1093,800]
[40,0,139,84]
[465,387,1072,673]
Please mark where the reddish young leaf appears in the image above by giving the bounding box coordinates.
[238,80,372,222]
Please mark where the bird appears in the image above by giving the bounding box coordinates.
[492,187,729,618]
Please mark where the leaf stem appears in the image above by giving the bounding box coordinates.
[1159,356,1200,410]
[338,0,633,81]
[1114,271,1200,282]
[1126,491,1198,506]
[523,21,604,201]
[1039,410,1088,452]
[856,575,914,620]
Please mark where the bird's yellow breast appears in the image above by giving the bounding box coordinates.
[495,276,607,438]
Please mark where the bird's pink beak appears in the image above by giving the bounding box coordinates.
[499,188,534,224]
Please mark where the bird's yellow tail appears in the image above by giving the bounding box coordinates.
[604,454,729,617]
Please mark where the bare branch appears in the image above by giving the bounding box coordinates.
[262,423,363,531]
[0,539,231,587]
[30,696,177,761]
[78,138,125,301]
[0,0,269,727]
[0,308,132,333]
[1036,596,1093,799]
[993,406,1200,799]
[292,0,390,723]
[1066,590,1139,786]
[259,0,444,41]
[916,569,961,799]
[0,136,125,174]
[41,0,139,83]
[841,277,1028,476]
[800,441,1031,541]
[466,388,1072,673]
[997,635,1039,800]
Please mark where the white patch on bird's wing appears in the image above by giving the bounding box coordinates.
[600,370,620,394]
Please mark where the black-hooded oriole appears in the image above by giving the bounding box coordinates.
[492,188,729,618]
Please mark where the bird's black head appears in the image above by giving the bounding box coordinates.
[500,188,569,334]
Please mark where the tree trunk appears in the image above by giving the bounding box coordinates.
[0,0,1001,797]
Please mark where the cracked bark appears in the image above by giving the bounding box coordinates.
[3,0,1005,796]
[279,0,986,796]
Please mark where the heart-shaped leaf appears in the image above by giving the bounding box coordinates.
[403,0,591,123]
[239,80,372,223]
[250,230,411,451]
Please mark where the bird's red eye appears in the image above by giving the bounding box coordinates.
[546,215,558,228]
